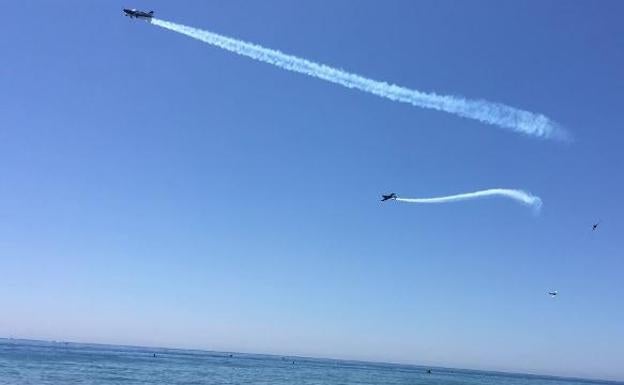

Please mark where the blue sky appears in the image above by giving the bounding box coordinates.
[1,0,623,380]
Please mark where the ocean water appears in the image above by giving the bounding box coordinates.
[0,339,618,385]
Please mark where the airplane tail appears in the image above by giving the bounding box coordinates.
[149,11,154,15]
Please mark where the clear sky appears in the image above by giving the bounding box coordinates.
[1,0,623,381]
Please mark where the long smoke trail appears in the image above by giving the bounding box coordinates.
[395,189,542,211]
[151,19,566,140]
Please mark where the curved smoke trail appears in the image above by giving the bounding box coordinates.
[151,19,567,140]
[395,189,542,211]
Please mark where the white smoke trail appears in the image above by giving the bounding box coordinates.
[151,19,567,140]
[395,189,542,211]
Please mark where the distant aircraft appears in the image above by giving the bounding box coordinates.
[381,193,397,202]
[123,8,154,20]
[548,291,558,297]
[592,221,600,231]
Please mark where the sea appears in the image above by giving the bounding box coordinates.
[0,339,619,385]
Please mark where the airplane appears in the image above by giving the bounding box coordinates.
[548,291,558,297]
[592,221,600,231]
[381,193,397,202]
[123,8,154,20]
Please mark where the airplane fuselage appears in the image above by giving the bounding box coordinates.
[123,9,154,20]
[381,193,397,201]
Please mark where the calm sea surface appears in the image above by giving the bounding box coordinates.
[0,339,619,385]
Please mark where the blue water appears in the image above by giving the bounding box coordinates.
[0,339,619,385]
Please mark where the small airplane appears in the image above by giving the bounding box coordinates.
[123,8,154,20]
[548,291,558,297]
[592,221,600,231]
[381,193,397,202]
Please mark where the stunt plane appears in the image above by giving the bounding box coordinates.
[123,8,154,20]
[381,193,397,202]
[548,291,558,297]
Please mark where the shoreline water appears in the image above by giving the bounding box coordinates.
[1,338,621,384]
